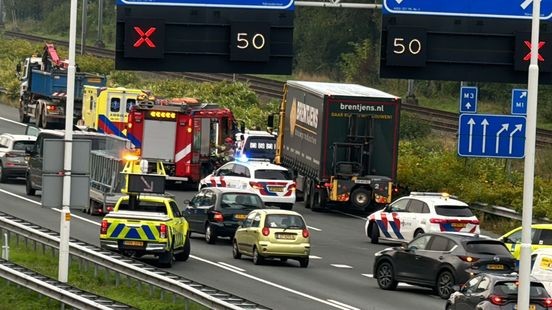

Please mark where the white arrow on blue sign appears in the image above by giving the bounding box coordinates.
[383,0,552,20]
[459,86,477,113]
[117,0,294,10]
[458,114,526,159]
[511,89,528,115]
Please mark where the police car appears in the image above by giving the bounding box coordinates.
[199,159,296,210]
[365,192,480,244]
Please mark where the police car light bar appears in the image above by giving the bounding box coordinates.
[409,192,459,199]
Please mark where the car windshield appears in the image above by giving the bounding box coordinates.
[435,205,474,217]
[493,281,549,298]
[465,241,511,256]
[255,169,292,180]
[117,201,167,214]
[221,193,263,210]
[13,140,35,151]
[265,214,305,229]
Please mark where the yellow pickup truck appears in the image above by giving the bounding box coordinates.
[100,195,190,267]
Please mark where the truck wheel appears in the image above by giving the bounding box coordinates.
[41,107,50,129]
[19,102,30,123]
[351,188,371,209]
[35,108,42,128]
[304,180,312,209]
[26,174,36,196]
[159,246,175,268]
[175,236,191,261]
[311,189,327,212]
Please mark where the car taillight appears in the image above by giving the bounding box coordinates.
[106,205,114,212]
[542,298,552,307]
[160,224,167,239]
[489,295,506,306]
[262,227,270,236]
[100,220,108,234]
[430,218,448,224]
[213,211,224,222]
[46,105,57,111]
[288,182,296,191]
[249,181,264,190]
[457,255,480,263]
[302,228,309,238]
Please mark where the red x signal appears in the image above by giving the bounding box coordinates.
[133,27,157,48]
[523,40,545,61]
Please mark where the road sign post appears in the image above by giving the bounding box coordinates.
[459,86,478,113]
[457,114,526,158]
[511,89,528,115]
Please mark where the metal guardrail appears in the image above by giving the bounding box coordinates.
[0,259,134,309]
[0,212,270,310]
[470,202,551,224]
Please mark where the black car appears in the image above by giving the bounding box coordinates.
[446,273,552,310]
[373,232,517,299]
[183,187,265,244]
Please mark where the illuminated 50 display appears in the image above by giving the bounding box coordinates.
[230,22,270,62]
[386,27,427,67]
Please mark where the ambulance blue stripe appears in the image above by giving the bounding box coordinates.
[111,223,125,238]
[98,115,141,147]
[126,133,141,148]
[125,228,140,239]
[142,225,155,240]
[388,222,405,239]
[376,220,392,238]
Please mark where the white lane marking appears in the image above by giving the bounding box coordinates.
[0,116,25,127]
[307,225,321,231]
[330,264,353,269]
[0,188,99,226]
[330,210,367,221]
[191,255,354,310]
[362,274,414,287]
[1,187,353,309]
[309,255,322,259]
[218,262,246,272]
[361,273,373,278]
[327,299,361,310]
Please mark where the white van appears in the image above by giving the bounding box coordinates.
[234,130,277,161]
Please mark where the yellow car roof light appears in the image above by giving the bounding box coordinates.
[409,192,458,199]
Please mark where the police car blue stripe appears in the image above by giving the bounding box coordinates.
[388,222,405,240]
[142,225,155,240]
[376,220,392,238]
[111,223,125,238]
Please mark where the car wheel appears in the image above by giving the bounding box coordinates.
[375,261,398,290]
[299,257,309,268]
[414,229,425,238]
[232,240,241,259]
[159,245,175,268]
[350,188,371,209]
[26,174,36,196]
[175,235,191,261]
[252,247,264,265]
[436,270,455,299]
[369,223,380,244]
[0,164,7,183]
[205,224,217,244]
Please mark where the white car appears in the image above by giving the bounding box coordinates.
[199,159,296,210]
[365,192,480,244]
[0,133,37,182]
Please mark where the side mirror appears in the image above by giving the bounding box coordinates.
[240,121,245,133]
[16,63,21,73]
[267,114,274,130]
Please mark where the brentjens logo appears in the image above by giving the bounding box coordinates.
[340,103,384,112]
[289,98,319,136]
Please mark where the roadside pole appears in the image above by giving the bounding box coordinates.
[58,0,78,283]
[518,0,540,308]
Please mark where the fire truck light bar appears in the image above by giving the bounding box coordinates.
[147,111,177,120]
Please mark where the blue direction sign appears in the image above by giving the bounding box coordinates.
[383,0,552,20]
[459,86,477,113]
[117,0,294,10]
[511,89,528,115]
[458,114,526,159]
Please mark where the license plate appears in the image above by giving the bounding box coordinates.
[269,186,284,192]
[451,223,466,228]
[487,264,504,270]
[515,305,536,310]
[234,214,247,220]
[123,240,144,247]
[276,233,295,240]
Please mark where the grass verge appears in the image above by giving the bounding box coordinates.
[0,236,208,310]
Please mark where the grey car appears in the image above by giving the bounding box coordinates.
[0,133,36,182]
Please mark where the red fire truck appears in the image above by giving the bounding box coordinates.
[126,99,237,184]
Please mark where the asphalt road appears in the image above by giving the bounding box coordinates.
[0,103,445,310]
